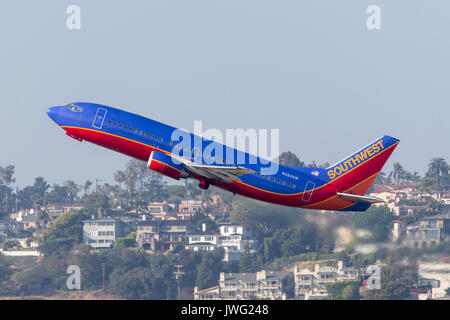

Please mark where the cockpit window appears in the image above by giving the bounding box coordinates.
[66,104,83,112]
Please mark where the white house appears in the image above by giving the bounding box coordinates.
[186,223,258,261]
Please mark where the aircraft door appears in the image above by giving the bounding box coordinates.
[92,108,107,129]
[302,181,315,202]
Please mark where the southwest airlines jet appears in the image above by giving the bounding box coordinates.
[47,102,399,212]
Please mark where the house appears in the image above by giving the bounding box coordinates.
[148,201,177,217]
[218,224,258,261]
[63,204,84,214]
[369,184,419,207]
[185,223,258,261]
[404,213,450,248]
[178,198,203,216]
[136,219,193,253]
[194,270,291,300]
[42,204,65,219]
[0,220,34,248]
[82,218,132,249]
[390,205,428,217]
[19,214,38,230]
[185,224,219,253]
[418,259,450,299]
[294,261,360,300]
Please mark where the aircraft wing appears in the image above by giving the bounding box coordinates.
[183,162,254,183]
[336,192,385,204]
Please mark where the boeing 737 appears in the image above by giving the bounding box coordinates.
[47,102,399,211]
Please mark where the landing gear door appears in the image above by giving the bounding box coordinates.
[302,181,315,202]
[92,108,107,129]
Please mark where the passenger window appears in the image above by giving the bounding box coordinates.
[293,184,296,189]
[277,179,281,184]
[155,136,158,140]
[282,181,286,186]
[108,120,112,124]
[139,130,143,135]
[160,137,163,142]
[114,121,117,126]
[124,125,127,129]
[287,182,291,187]
[149,134,152,138]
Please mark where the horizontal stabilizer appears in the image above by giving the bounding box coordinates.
[336,192,385,204]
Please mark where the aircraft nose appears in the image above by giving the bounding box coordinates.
[47,106,61,123]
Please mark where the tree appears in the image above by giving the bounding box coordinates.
[239,242,259,273]
[281,273,296,299]
[327,280,360,300]
[427,157,448,189]
[39,210,89,256]
[83,180,93,195]
[278,151,304,167]
[116,230,137,248]
[195,248,224,290]
[107,249,176,299]
[363,256,417,300]
[0,165,15,213]
[391,163,405,185]
[48,184,68,204]
[31,177,50,208]
[14,264,53,295]
[351,205,393,242]
[230,197,305,241]
[66,244,103,290]
[170,248,203,288]
[82,191,111,217]
[0,253,11,282]
[64,180,80,204]
[191,212,216,232]
[1,239,20,250]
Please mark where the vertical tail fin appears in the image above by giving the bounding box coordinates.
[325,135,400,195]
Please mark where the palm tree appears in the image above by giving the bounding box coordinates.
[428,157,448,189]
[0,165,15,213]
[410,171,421,184]
[124,166,137,202]
[64,180,80,204]
[391,163,405,185]
[83,180,93,195]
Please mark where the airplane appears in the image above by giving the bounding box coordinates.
[47,102,399,212]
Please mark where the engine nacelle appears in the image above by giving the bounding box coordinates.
[147,151,188,180]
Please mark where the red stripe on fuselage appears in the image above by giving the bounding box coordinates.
[63,126,397,210]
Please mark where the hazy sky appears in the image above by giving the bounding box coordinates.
[0,1,449,188]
